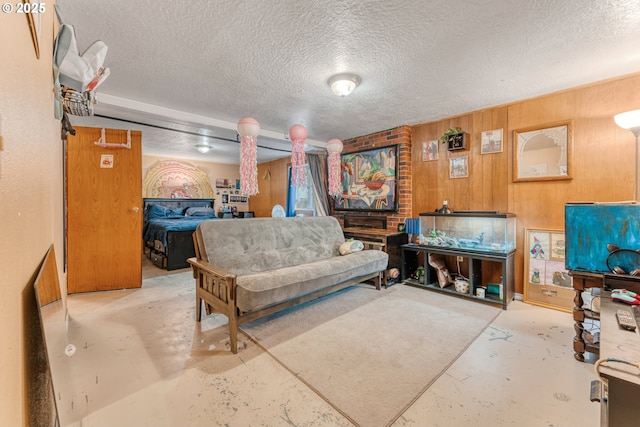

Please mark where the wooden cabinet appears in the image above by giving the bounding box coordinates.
[401,244,514,309]
[342,215,408,286]
[343,227,407,285]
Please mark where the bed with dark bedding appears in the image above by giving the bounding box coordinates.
[143,198,216,270]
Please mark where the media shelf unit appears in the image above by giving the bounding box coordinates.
[401,244,515,309]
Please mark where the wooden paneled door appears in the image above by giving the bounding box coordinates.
[66,127,142,293]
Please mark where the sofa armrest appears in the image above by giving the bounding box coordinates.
[188,257,236,280]
[188,257,238,313]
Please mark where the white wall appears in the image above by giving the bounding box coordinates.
[0,8,65,426]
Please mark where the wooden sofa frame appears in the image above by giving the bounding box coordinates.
[188,236,384,353]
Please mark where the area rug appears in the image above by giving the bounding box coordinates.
[240,284,501,427]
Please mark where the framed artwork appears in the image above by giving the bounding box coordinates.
[215,178,232,188]
[334,144,398,212]
[449,156,468,179]
[422,140,438,161]
[481,129,503,154]
[445,132,468,151]
[513,121,573,182]
[523,228,573,312]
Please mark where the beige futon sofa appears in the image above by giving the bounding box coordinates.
[188,216,389,353]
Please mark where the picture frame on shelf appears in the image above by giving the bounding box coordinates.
[422,140,438,161]
[523,228,573,312]
[513,121,573,182]
[449,156,468,179]
[481,129,503,154]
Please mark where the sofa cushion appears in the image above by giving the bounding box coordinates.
[235,249,388,312]
[196,216,346,276]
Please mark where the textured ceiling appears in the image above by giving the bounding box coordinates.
[58,0,640,164]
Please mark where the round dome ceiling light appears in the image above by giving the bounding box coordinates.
[328,73,361,97]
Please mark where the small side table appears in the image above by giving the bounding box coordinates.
[343,227,407,286]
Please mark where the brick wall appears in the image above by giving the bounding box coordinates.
[332,125,412,231]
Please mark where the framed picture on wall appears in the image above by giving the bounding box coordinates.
[513,121,573,182]
[422,140,438,161]
[481,129,503,154]
[334,144,398,212]
[523,228,573,312]
[449,156,468,179]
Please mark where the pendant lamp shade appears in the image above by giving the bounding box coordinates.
[326,138,343,196]
[237,117,260,196]
[289,124,308,186]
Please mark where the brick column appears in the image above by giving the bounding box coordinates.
[333,125,412,231]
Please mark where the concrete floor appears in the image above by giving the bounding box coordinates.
[45,259,599,427]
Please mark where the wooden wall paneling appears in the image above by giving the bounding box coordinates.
[411,122,439,215]
[270,157,289,209]
[409,74,640,295]
[468,110,485,210]
[251,162,270,217]
[571,79,636,202]
[479,107,509,213]
[445,114,472,212]
[252,157,290,217]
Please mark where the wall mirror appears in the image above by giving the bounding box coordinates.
[513,121,573,182]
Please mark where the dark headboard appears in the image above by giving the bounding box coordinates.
[143,198,215,212]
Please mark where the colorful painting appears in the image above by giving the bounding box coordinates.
[565,203,640,274]
[334,145,398,212]
[422,140,438,161]
[523,228,573,312]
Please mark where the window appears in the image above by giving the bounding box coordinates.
[287,164,317,217]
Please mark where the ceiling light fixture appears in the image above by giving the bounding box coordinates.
[328,73,361,97]
[614,109,640,201]
[195,144,211,153]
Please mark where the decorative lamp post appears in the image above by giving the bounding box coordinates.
[237,117,260,196]
[289,124,308,186]
[326,138,343,196]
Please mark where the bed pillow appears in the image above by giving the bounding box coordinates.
[185,207,216,217]
[146,204,184,219]
[166,207,185,218]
